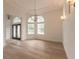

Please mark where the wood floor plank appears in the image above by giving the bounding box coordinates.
[4,40,67,59]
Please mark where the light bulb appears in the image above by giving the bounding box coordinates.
[60,15,66,20]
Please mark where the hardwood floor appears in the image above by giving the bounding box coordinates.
[4,40,67,59]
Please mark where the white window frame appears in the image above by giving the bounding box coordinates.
[27,16,45,35]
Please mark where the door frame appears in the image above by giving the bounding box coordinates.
[12,24,21,40]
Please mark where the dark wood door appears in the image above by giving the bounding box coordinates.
[12,24,21,40]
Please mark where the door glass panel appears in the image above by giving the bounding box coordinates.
[17,25,20,38]
[37,24,44,34]
[28,24,34,34]
[13,26,16,37]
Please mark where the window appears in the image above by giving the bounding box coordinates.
[37,16,44,34]
[28,24,35,34]
[37,24,44,34]
[28,16,44,35]
[28,16,35,34]
[13,17,21,24]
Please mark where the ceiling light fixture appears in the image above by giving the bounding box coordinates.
[67,0,75,13]
[67,0,75,6]
[34,0,37,22]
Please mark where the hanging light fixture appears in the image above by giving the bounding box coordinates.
[67,0,75,13]
[67,0,75,7]
[34,0,37,22]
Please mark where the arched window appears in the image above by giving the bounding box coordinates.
[28,16,35,34]
[13,17,21,24]
[28,16,45,35]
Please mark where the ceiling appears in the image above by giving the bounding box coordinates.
[4,0,64,16]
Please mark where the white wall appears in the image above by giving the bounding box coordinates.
[4,0,63,42]
[25,9,63,42]
[3,12,6,47]
[5,9,63,42]
[3,9,11,46]
[3,2,7,46]
[63,7,75,59]
[6,19,11,40]
[39,10,63,42]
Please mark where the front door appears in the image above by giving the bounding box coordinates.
[12,24,21,40]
